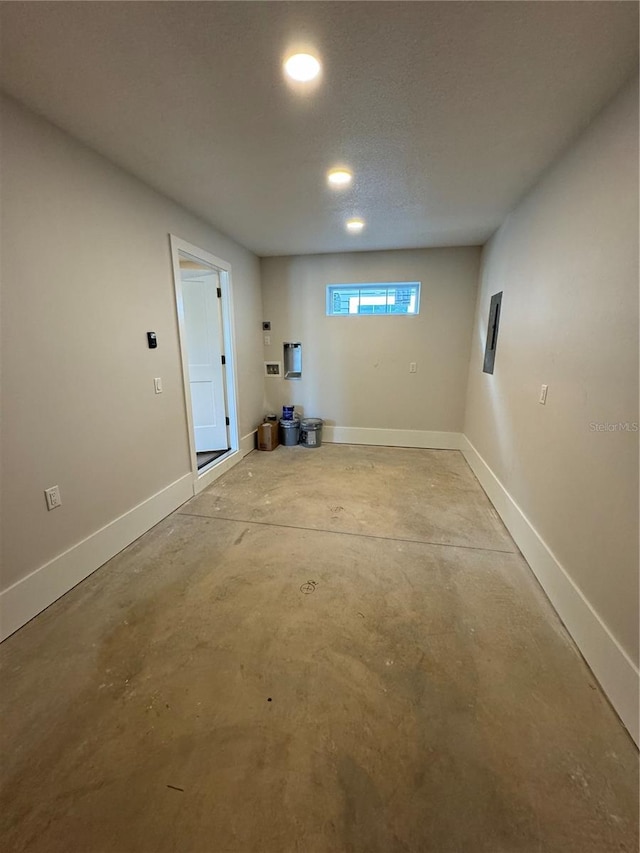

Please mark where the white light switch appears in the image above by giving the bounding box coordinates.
[154,377,163,394]
[409,362,417,374]
[539,384,548,405]
[264,334,271,346]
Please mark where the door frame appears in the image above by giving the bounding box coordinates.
[169,235,240,494]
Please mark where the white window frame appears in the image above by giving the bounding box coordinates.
[326,282,421,316]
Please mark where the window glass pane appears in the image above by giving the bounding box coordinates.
[328,286,360,314]
[359,288,388,315]
[327,283,420,316]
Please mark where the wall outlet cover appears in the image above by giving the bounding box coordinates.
[265,361,281,376]
[45,485,62,510]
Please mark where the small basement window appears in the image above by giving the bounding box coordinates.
[326,282,421,316]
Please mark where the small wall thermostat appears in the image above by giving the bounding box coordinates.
[147,332,157,349]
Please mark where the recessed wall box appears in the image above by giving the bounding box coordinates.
[283,342,302,379]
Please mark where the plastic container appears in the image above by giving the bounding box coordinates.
[299,418,323,448]
[282,405,295,421]
[279,417,300,446]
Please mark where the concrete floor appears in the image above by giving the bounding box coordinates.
[0,445,637,852]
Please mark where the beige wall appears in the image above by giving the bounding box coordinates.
[464,78,639,664]
[260,248,480,430]
[0,95,264,593]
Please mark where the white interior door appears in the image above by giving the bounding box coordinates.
[181,270,228,452]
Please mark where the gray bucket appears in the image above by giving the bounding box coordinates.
[300,418,323,448]
[279,417,300,446]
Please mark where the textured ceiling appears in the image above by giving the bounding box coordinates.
[0,2,637,256]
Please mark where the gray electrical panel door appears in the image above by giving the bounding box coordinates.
[483,292,502,375]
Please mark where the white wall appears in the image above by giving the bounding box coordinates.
[2,76,637,742]
[260,248,480,442]
[463,78,639,739]
[0,96,263,631]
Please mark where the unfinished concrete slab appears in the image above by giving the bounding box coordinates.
[1,447,637,852]
[182,444,516,552]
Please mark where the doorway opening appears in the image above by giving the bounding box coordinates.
[169,236,240,492]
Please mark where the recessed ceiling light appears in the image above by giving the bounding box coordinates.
[327,168,353,188]
[346,218,365,233]
[284,53,321,83]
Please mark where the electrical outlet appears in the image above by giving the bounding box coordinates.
[154,377,163,394]
[539,384,548,405]
[409,362,417,374]
[45,485,62,511]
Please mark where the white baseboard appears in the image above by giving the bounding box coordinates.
[460,435,639,746]
[193,432,256,495]
[0,473,193,642]
[240,430,257,456]
[1,432,257,641]
[323,426,462,450]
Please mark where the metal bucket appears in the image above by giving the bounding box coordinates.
[279,417,300,446]
[299,418,323,448]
